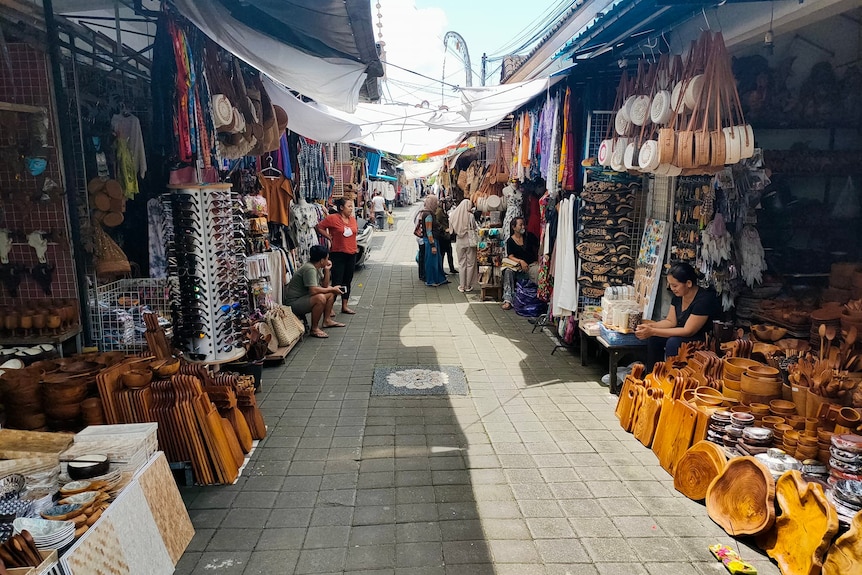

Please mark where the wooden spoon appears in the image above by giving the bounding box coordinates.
[819,323,827,361]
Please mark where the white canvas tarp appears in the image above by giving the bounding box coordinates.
[173,0,369,112]
[263,76,555,155]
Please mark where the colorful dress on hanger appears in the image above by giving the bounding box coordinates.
[291,201,321,265]
[537,192,553,302]
[501,184,523,243]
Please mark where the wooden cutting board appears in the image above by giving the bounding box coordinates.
[651,397,677,465]
[660,400,699,475]
[633,390,663,447]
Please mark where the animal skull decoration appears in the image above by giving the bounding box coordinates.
[27,230,49,264]
[0,229,11,264]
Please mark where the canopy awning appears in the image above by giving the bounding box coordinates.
[172,0,381,112]
[263,76,557,155]
[369,174,398,182]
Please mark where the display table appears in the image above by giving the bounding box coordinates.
[580,324,647,395]
[60,451,194,575]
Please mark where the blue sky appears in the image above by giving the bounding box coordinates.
[377,0,564,105]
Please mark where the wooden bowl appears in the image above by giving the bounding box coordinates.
[706,456,776,536]
[723,377,741,391]
[121,369,153,389]
[722,386,741,401]
[45,402,82,420]
[60,361,101,374]
[741,374,782,396]
[724,357,763,378]
[747,365,781,379]
[770,399,797,415]
[149,358,180,378]
[96,351,126,366]
[42,383,88,404]
[749,403,771,415]
[762,416,785,428]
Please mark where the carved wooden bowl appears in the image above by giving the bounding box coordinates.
[706,456,775,536]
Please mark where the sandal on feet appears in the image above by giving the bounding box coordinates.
[501,302,513,310]
[310,330,329,338]
[341,308,356,315]
[323,321,346,328]
[457,286,465,292]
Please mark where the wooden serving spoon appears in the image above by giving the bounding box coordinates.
[819,323,827,361]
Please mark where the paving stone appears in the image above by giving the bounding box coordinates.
[350,524,396,546]
[488,540,539,563]
[396,521,441,543]
[442,541,493,564]
[310,506,355,526]
[526,518,575,539]
[304,526,351,549]
[346,544,396,571]
[582,538,640,562]
[535,539,591,563]
[205,528,261,551]
[295,547,347,574]
[266,507,313,528]
[439,519,484,541]
[397,542,445,567]
[629,537,691,563]
[481,518,531,540]
[190,551,249,575]
[354,505,396,525]
[256,527,306,550]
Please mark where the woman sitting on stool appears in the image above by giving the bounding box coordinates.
[501,217,539,310]
[635,262,720,372]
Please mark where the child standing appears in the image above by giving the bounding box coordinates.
[386,209,395,230]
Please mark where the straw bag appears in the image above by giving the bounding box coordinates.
[266,305,304,347]
[93,225,131,278]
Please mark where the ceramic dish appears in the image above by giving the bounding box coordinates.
[832,434,862,453]
[59,491,99,507]
[743,427,773,442]
[12,517,74,538]
[830,446,862,464]
[0,474,25,499]
[40,503,82,520]
[59,480,92,495]
[830,457,862,475]
[834,479,862,507]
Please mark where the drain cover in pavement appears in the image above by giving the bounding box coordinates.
[372,366,468,396]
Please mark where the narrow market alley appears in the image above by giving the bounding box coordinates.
[176,206,780,575]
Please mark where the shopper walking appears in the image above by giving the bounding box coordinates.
[449,199,478,293]
[371,191,387,230]
[420,195,448,287]
[315,198,358,315]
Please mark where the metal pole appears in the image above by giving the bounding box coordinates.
[481,53,487,86]
[43,0,93,346]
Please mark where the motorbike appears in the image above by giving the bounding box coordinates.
[354,217,374,268]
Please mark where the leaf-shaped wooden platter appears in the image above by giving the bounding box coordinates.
[756,470,838,575]
[706,456,776,536]
[823,509,862,575]
[674,440,727,501]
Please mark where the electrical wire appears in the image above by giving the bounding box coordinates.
[488,0,573,57]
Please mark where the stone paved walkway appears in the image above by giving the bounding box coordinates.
[176,205,780,575]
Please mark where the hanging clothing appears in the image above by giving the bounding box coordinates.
[112,113,147,178]
[147,198,170,279]
[115,139,139,198]
[525,192,542,239]
[258,174,295,227]
[537,192,553,302]
[560,87,576,191]
[551,197,577,316]
[501,184,523,243]
[297,137,329,200]
[290,200,325,264]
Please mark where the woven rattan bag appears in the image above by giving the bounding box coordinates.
[266,305,304,347]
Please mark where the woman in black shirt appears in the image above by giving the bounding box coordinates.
[635,262,720,372]
[502,217,539,310]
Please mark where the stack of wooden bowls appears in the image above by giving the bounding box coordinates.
[749,403,771,426]
[796,431,819,461]
[42,360,100,431]
[840,305,862,336]
[817,430,834,463]
[722,357,761,401]
[0,367,45,430]
[81,398,105,426]
[810,307,842,348]
[740,364,783,405]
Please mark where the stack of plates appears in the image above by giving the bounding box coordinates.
[829,434,862,485]
[21,489,55,518]
[12,517,75,550]
[831,479,862,525]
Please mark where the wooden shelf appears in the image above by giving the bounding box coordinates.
[264,338,300,363]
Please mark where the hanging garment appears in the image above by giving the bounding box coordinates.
[297,138,329,200]
[147,198,170,279]
[115,138,139,198]
[552,197,577,317]
[501,184,523,243]
[258,174,295,227]
[537,191,552,302]
[112,113,147,178]
[560,87,576,191]
[525,192,542,239]
[290,200,323,264]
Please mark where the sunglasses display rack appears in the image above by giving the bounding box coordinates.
[165,183,248,363]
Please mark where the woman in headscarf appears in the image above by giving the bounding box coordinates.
[449,199,478,293]
[420,195,448,287]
